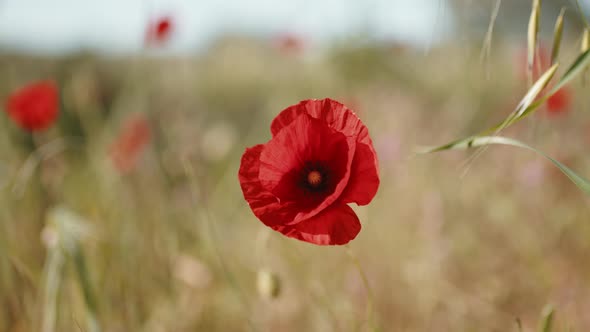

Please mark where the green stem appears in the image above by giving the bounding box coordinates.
[345,245,378,331]
[41,247,65,332]
[181,159,258,332]
[72,245,101,332]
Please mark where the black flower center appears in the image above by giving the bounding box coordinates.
[300,162,329,192]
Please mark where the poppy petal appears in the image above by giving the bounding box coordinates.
[238,144,300,227]
[272,203,361,245]
[110,114,151,173]
[340,143,380,205]
[271,98,370,145]
[546,87,572,115]
[259,113,355,223]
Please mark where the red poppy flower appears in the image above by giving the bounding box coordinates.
[146,16,173,45]
[546,87,572,115]
[5,80,59,131]
[110,114,151,173]
[238,98,379,245]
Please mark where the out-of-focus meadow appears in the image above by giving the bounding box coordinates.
[2,2,590,332]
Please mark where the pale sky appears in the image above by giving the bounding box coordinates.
[0,0,456,54]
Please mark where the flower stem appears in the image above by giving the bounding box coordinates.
[72,245,101,332]
[181,158,259,332]
[345,245,379,332]
[41,246,65,332]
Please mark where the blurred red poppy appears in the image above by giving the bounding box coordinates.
[146,16,174,45]
[238,98,379,245]
[110,114,151,173]
[5,80,59,131]
[273,33,306,55]
[546,87,572,115]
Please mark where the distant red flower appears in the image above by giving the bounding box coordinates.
[110,114,151,173]
[238,98,379,245]
[5,80,59,131]
[273,33,306,55]
[546,87,572,115]
[146,16,174,45]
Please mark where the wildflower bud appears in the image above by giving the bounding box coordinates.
[40,225,59,249]
[200,122,236,162]
[173,254,212,289]
[257,269,280,299]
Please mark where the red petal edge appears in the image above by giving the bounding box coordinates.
[340,143,380,205]
[272,203,361,245]
[271,98,369,144]
[238,144,300,227]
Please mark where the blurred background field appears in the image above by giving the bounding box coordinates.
[2,1,590,331]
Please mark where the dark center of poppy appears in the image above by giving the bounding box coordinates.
[299,162,329,193]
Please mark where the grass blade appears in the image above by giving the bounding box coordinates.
[528,0,541,86]
[419,64,557,153]
[550,8,566,64]
[539,305,555,332]
[498,63,557,128]
[422,48,590,155]
[480,0,502,67]
[582,28,590,53]
[551,48,590,91]
[444,136,590,195]
[41,245,65,332]
[72,246,101,332]
[516,318,524,332]
[520,48,590,121]
[47,207,101,332]
[581,28,590,85]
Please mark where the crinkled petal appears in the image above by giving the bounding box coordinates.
[340,143,380,205]
[259,113,355,223]
[238,144,300,227]
[271,98,370,145]
[272,203,361,245]
[271,99,380,206]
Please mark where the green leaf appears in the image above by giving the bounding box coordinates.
[443,136,590,195]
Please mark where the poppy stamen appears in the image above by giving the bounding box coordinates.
[307,170,323,188]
